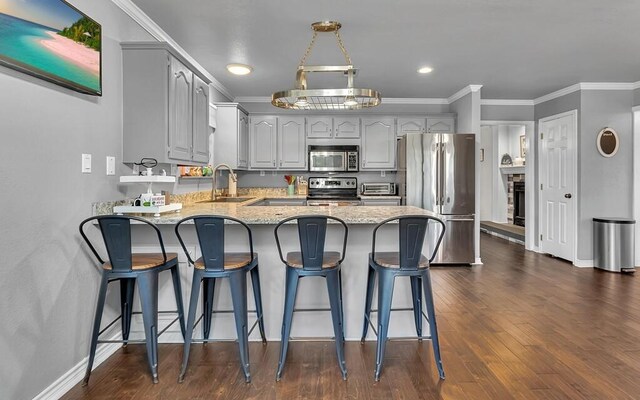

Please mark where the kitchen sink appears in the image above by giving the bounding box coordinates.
[197,197,255,203]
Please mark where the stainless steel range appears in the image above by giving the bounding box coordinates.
[307,177,361,206]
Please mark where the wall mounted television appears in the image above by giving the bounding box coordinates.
[0,0,102,96]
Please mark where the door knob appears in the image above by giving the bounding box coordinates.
[564,193,572,199]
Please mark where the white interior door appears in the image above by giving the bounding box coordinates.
[538,111,577,262]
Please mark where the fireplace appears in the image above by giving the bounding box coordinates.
[513,181,525,227]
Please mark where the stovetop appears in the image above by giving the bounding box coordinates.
[307,177,358,200]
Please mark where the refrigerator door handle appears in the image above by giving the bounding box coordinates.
[440,141,446,206]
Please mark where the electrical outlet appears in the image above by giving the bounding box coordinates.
[260,170,265,176]
[272,171,277,176]
[106,156,115,175]
[132,164,140,175]
[381,171,386,177]
[81,154,92,173]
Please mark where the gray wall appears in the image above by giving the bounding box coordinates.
[578,90,634,260]
[0,2,154,398]
[533,91,581,249]
[534,90,635,262]
[634,88,640,107]
[481,104,534,121]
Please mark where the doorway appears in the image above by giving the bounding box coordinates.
[538,110,578,262]
[479,121,534,248]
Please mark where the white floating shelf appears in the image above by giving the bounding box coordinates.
[113,203,182,217]
[119,175,176,183]
[500,166,525,175]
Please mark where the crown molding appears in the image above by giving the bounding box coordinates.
[632,81,640,90]
[111,0,234,101]
[481,99,535,106]
[534,82,640,105]
[447,85,483,104]
[382,97,449,105]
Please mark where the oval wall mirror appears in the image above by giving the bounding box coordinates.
[596,127,619,157]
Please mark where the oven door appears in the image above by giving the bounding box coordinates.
[309,151,347,172]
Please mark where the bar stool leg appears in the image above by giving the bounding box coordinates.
[202,277,216,342]
[338,270,345,340]
[170,266,186,338]
[82,273,109,386]
[276,267,299,381]
[327,270,348,380]
[360,263,376,343]
[119,278,136,347]
[422,269,445,380]
[229,271,251,382]
[374,269,395,381]
[250,265,267,343]
[138,271,160,383]
[179,270,202,383]
[410,276,423,339]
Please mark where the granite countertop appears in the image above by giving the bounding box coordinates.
[94,189,433,225]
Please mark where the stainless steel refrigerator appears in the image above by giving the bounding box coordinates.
[397,133,476,264]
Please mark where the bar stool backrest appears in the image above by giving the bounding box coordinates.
[175,215,254,271]
[79,215,168,272]
[275,215,348,271]
[372,215,446,270]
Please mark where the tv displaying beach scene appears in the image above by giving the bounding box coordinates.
[0,0,101,95]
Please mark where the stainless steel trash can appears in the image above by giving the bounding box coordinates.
[593,218,636,273]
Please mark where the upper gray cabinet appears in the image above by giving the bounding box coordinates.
[249,116,278,169]
[361,117,396,170]
[306,117,333,138]
[213,103,249,169]
[306,116,360,139]
[122,42,210,165]
[397,117,426,136]
[397,116,456,136]
[249,116,306,170]
[278,117,306,170]
[426,117,455,133]
[192,75,210,163]
[334,117,360,138]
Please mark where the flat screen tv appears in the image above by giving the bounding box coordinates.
[0,0,101,96]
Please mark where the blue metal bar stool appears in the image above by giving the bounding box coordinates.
[79,215,186,385]
[274,215,349,381]
[360,215,446,381]
[175,215,266,383]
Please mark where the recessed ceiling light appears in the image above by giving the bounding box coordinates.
[417,66,434,74]
[226,63,253,75]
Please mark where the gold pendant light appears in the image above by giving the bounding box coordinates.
[271,21,381,110]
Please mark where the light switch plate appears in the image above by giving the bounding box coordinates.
[381,171,386,177]
[106,156,115,175]
[82,154,92,173]
[260,170,265,176]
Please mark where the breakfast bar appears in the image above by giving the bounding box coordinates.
[103,196,439,342]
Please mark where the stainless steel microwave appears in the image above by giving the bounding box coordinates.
[308,145,359,172]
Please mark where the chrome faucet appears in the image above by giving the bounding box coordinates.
[211,163,238,201]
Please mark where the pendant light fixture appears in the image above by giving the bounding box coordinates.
[271,21,381,110]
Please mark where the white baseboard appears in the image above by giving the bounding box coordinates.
[573,259,594,268]
[33,333,121,400]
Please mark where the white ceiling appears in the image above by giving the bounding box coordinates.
[130,0,640,100]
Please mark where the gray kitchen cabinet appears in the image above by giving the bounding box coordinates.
[361,198,401,206]
[426,117,455,133]
[361,117,396,170]
[306,117,333,138]
[192,74,210,163]
[213,103,249,169]
[122,42,211,164]
[278,117,306,170]
[397,117,426,136]
[249,116,278,169]
[334,117,361,138]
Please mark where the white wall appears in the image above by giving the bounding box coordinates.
[479,126,494,221]
[0,2,154,398]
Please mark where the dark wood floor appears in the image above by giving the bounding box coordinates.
[63,233,640,400]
